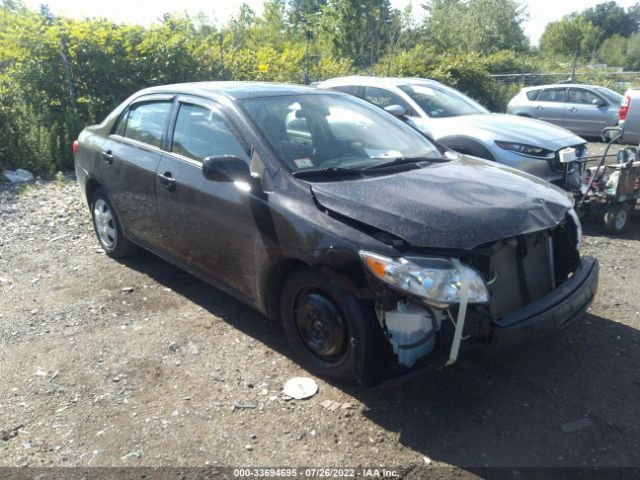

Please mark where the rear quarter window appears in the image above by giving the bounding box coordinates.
[526,90,540,101]
[330,85,359,95]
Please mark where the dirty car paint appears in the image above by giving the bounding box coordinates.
[311,156,573,250]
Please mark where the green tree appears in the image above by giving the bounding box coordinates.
[288,0,327,28]
[423,0,528,55]
[322,0,395,68]
[582,1,638,39]
[596,33,627,66]
[626,31,640,69]
[539,15,599,59]
[228,3,257,47]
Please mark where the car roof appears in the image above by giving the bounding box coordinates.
[522,83,606,91]
[135,81,332,100]
[318,76,443,88]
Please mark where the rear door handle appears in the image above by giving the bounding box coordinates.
[157,172,176,191]
[568,107,578,112]
[535,105,543,110]
[101,150,114,164]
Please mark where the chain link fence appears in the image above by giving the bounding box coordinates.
[490,70,640,92]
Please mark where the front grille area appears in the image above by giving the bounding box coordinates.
[487,231,554,318]
[462,218,580,320]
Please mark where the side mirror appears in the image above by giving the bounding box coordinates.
[592,98,607,107]
[202,155,251,183]
[384,104,407,118]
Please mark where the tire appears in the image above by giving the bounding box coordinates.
[603,203,631,234]
[90,188,137,258]
[575,202,590,220]
[280,267,384,384]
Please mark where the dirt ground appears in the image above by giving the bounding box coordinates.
[1,143,640,478]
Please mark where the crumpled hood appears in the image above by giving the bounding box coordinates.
[415,113,585,150]
[311,157,573,250]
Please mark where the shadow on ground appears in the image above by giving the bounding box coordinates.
[117,251,640,471]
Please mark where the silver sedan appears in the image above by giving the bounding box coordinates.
[507,84,621,138]
[317,76,587,188]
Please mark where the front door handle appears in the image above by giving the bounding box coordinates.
[157,172,176,191]
[535,105,543,110]
[568,107,578,112]
[101,150,114,164]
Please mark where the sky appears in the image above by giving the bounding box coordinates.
[21,0,640,45]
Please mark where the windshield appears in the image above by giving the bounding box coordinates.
[399,84,488,118]
[596,87,623,105]
[240,93,442,174]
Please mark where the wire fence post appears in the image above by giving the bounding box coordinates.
[219,33,225,78]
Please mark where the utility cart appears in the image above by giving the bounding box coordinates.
[577,127,640,234]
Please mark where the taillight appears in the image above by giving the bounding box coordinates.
[619,95,631,121]
[72,140,78,156]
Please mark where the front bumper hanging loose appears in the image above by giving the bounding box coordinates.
[490,256,599,347]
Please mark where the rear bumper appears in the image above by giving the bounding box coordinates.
[490,256,599,347]
[74,160,90,205]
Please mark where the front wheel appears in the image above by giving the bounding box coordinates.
[603,203,631,234]
[280,267,384,384]
[90,188,137,258]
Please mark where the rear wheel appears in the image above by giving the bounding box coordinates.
[90,188,137,258]
[280,267,383,384]
[603,203,631,234]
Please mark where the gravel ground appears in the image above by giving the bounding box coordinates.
[1,144,640,477]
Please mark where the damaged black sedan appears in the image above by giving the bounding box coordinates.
[74,82,598,386]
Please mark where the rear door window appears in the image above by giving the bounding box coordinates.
[123,101,172,148]
[536,88,566,103]
[170,103,248,162]
[363,86,415,116]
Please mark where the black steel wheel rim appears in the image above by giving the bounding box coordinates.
[293,289,348,363]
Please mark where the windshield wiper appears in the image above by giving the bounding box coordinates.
[360,156,448,172]
[292,166,362,179]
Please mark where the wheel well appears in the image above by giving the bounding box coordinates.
[263,259,309,320]
[439,136,496,161]
[85,179,101,206]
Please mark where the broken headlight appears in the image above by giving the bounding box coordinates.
[360,251,489,309]
[495,141,555,159]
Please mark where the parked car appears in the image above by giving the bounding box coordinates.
[316,76,587,191]
[74,82,598,386]
[507,84,622,138]
[619,88,640,144]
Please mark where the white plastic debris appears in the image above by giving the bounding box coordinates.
[3,169,35,184]
[320,399,341,411]
[282,377,318,400]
